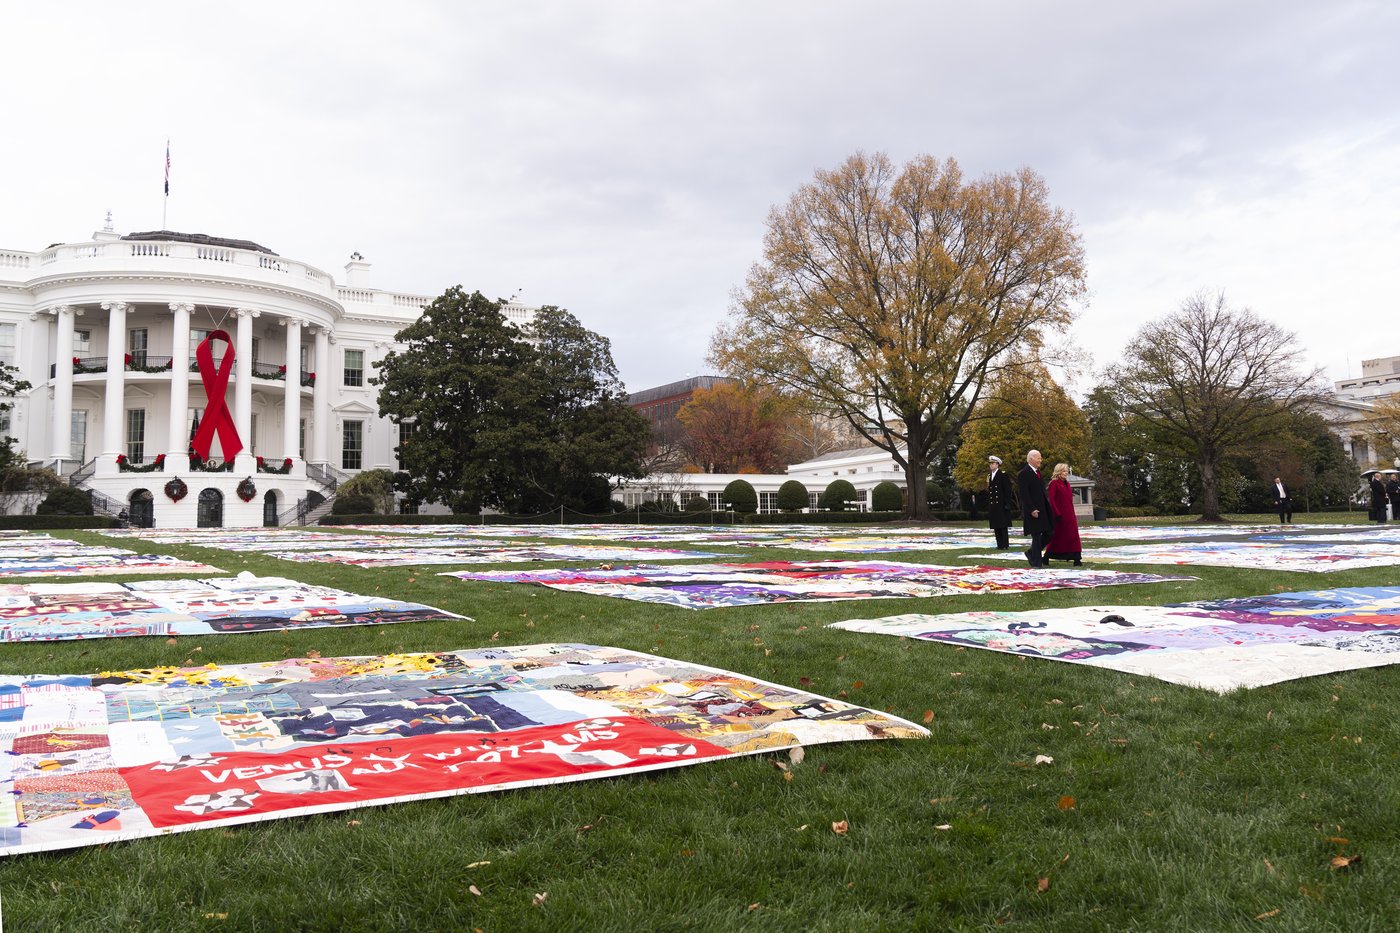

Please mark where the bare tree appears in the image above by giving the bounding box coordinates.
[712,152,1086,519]
[1106,292,1326,521]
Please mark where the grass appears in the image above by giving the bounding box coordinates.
[1,514,1398,930]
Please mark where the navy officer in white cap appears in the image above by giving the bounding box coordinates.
[986,455,1014,549]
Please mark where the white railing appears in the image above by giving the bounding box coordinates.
[129,242,170,257]
[0,251,31,269]
[339,289,375,304]
[392,294,429,309]
[196,246,233,262]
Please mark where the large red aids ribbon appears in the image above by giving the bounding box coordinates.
[189,329,243,461]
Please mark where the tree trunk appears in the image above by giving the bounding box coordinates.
[905,463,930,520]
[1199,457,1222,521]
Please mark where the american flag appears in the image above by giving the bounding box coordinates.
[164,140,171,196]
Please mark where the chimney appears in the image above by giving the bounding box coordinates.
[344,252,371,286]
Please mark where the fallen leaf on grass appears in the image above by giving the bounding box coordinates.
[466,861,491,869]
[532,892,548,906]
[1330,854,1361,870]
[1034,755,1054,766]
[305,649,321,659]
[950,672,964,678]
[794,824,808,832]
[1057,796,1076,810]
[1326,836,1349,845]
[1041,723,1057,730]
[203,914,228,921]
[469,885,483,897]
[929,796,955,805]
[166,637,178,645]
[935,824,952,831]
[851,680,865,690]
[1036,877,1050,893]
[789,746,805,766]
[832,820,849,835]
[799,677,812,686]
[1255,908,1279,920]
[1264,859,1274,873]
[346,819,361,827]
[923,710,935,724]
[748,903,761,912]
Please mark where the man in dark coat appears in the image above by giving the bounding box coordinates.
[1370,473,1389,523]
[1388,473,1400,523]
[986,455,1014,549]
[1017,449,1052,568]
[1272,476,1293,525]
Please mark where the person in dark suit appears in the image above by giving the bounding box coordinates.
[986,455,1014,549]
[1017,449,1052,567]
[1272,476,1293,525]
[1370,473,1389,523]
[1388,473,1400,523]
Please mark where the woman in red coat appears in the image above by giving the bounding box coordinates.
[1042,462,1082,566]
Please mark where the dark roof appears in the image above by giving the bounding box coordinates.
[122,230,279,256]
[627,375,737,406]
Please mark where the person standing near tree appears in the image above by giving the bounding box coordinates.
[986,455,1014,549]
[1387,472,1400,523]
[1370,472,1389,523]
[1273,476,1293,525]
[1042,463,1082,566]
[1017,450,1052,568]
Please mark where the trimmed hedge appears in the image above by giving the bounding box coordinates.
[776,480,809,513]
[871,481,903,512]
[331,493,378,515]
[36,487,93,516]
[820,479,858,512]
[0,514,119,530]
[1102,505,1162,519]
[721,479,758,514]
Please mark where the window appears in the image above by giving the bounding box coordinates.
[342,420,363,470]
[71,410,87,461]
[0,323,15,366]
[251,337,261,365]
[343,349,364,387]
[74,329,91,355]
[128,328,148,368]
[299,418,306,460]
[759,491,778,514]
[249,414,258,457]
[190,328,210,368]
[397,420,414,468]
[300,343,310,373]
[126,409,145,464]
[707,491,724,510]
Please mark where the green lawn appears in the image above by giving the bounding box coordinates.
[1,516,1397,931]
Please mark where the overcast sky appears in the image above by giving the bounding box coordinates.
[3,1,1397,393]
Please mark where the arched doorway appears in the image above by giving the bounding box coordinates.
[128,489,155,528]
[197,488,224,528]
[263,490,280,527]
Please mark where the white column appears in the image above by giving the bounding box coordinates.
[100,301,129,471]
[167,302,193,470]
[234,308,257,462]
[283,318,302,460]
[311,327,330,463]
[49,305,76,463]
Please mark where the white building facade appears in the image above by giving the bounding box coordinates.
[0,228,533,528]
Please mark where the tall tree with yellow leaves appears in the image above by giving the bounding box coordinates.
[711,152,1085,519]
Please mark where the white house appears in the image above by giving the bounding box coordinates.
[0,226,535,528]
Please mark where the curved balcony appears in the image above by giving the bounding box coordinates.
[61,355,317,390]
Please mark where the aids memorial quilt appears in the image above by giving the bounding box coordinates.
[829,586,1400,691]
[0,573,465,642]
[0,643,926,857]
[759,535,997,553]
[445,561,1190,609]
[269,544,723,568]
[1067,542,1400,572]
[0,551,224,579]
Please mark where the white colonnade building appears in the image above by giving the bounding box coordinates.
[0,227,534,527]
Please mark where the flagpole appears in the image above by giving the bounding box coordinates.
[162,139,170,230]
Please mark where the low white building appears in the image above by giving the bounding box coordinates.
[0,226,535,527]
[618,446,1097,518]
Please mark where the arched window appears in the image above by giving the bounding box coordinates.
[197,488,223,528]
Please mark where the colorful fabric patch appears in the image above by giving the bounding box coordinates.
[0,643,926,856]
[444,561,1190,609]
[829,586,1400,691]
